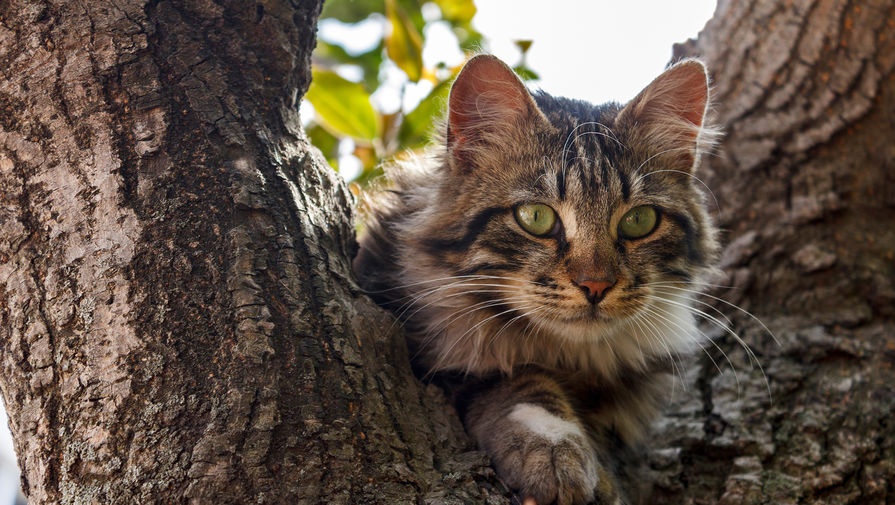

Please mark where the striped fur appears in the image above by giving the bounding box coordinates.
[354,55,719,505]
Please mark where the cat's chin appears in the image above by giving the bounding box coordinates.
[536,312,630,345]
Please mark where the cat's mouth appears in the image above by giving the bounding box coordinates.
[558,305,617,324]
[544,295,646,331]
[532,306,630,345]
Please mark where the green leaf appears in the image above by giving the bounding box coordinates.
[385,0,423,82]
[433,0,477,23]
[514,39,533,55]
[306,69,380,141]
[396,0,425,33]
[320,0,385,23]
[397,78,452,150]
[306,123,340,169]
[513,64,540,82]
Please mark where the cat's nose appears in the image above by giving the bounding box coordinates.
[575,278,616,304]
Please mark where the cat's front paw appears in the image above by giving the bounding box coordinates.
[490,404,601,505]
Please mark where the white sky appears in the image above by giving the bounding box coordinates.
[0,2,717,498]
[0,400,18,505]
[475,0,717,104]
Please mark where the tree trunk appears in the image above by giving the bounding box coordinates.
[1,0,893,504]
[648,0,895,503]
[0,1,507,503]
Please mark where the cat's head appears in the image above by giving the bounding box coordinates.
[398,55,720,374]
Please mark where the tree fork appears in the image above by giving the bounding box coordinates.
[2,0,895,504]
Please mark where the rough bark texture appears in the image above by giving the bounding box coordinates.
[0,1,509,503]
[1,0,894,504]
[647,0,895,503]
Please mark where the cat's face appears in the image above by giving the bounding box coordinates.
[405,56,718,364]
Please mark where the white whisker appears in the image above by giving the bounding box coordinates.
[634,167,721,214]
[643,294,772,401]
[428,305,530,375]
[629,305,686,391]
[639,302,738,393]
[647,284,779,347]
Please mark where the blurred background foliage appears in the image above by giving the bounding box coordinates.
[305,0,537,189]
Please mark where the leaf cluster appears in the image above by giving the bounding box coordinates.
[306,0,537,187]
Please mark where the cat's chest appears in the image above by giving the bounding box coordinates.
[552,365,672,443]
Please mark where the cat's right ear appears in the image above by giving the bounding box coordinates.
[615,59,712,172]
[446,54,543,172]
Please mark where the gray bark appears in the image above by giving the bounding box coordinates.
[0,1,507,503]
[648,0,895,503]
[1,0,893,504]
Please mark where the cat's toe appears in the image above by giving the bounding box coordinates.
[497,436,598,505]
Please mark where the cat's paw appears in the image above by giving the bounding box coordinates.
[490,404,601,505]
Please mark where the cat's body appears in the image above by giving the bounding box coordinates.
[354,55,719,505]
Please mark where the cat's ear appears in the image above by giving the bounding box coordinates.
[446,54,544,172]
[616,59,712,171]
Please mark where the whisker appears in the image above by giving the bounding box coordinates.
[629,306,686,391]
[487,305,545,350]
[648,285,779,347]
[644,294,772,401]
[570,122,628,151]
[627,306,682,384]
[643,280,736,290]
[639,302,738,393]
[411,294,544,352]
[393,281,526,320]
[634,167,721,215]
[622,312,646,364]
[632,146,695,174]
[428,305,529,375]
[424,294,544,335]
[398,288,546,330]
[651,288,736,330]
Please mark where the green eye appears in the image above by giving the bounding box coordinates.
[515,203,557,236]
[618,206,658,239]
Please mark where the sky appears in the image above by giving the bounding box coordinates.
[0,2,717,501]
[474,1,717,104]
[0,402,19,505]
[314,0,718,180]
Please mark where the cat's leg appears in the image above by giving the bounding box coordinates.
[462,371,622,505]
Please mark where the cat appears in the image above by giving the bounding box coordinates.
[353,54,719,505]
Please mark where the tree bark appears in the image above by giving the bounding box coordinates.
[648,0,895,503]
[0,1,507,503]
[1,0,894,504]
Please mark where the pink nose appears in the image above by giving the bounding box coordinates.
[575,279,615,303]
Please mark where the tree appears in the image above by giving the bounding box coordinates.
[0,1,892,505]
[649,0,895,503]
[0,0,506,502]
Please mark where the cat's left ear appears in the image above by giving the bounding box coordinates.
[616,59,711,171]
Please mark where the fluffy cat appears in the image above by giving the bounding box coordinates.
[353,54,719,505]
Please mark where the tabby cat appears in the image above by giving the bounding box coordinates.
[353,54,719,505]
